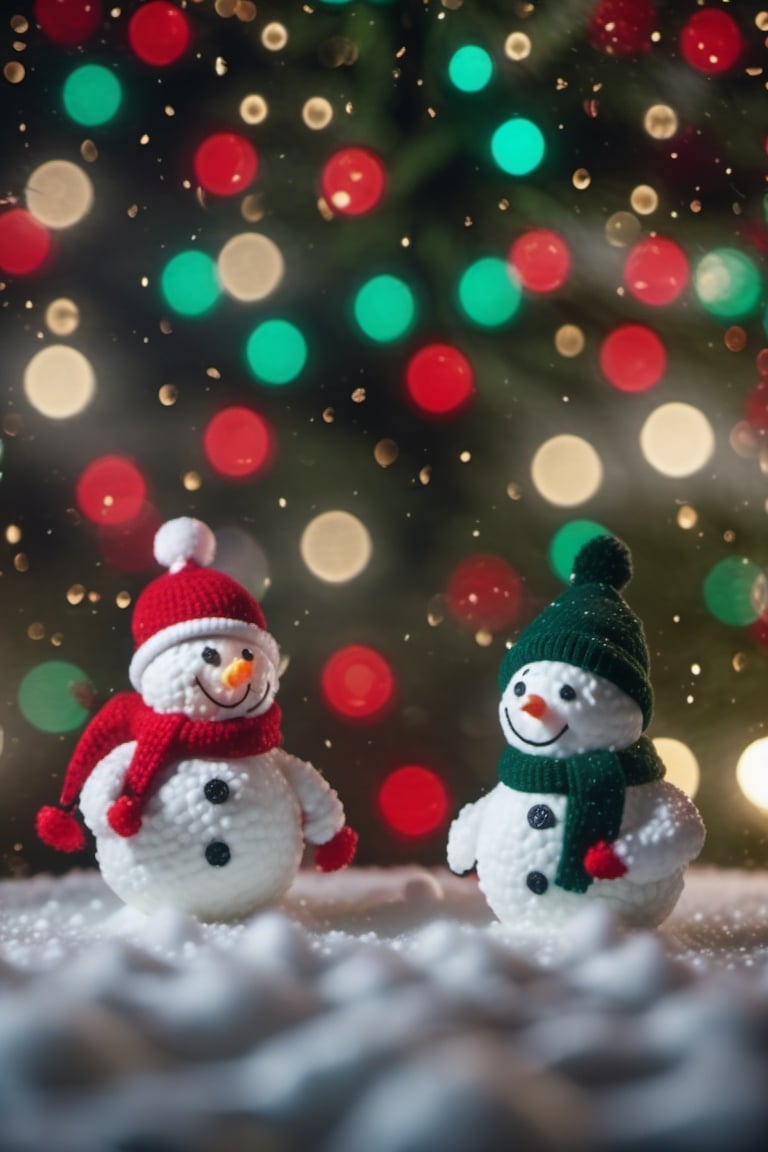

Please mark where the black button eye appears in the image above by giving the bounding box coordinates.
[559,684,576,701]
[204,778,230,805]
[202,647,221,666]
[241,648,254,661]
[513,681,526,697]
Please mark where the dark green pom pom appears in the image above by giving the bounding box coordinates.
[571,535,632,590]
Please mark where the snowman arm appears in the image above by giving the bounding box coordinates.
[274,750,345,845]
[613,781,706,884]
[447,789,494,874]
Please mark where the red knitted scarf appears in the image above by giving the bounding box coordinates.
[37,691,283,851]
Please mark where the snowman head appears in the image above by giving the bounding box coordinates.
[499,660,643,757]
[140,633,278,719]
[129,518,281,714]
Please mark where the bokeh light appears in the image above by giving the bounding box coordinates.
[240,94,268,125]
[128,1,191,66]
[0,209,51,275]
[504,32,531,61]
[203,407,274,479]
[405,344,474,416]
[624,236,689,306]
[457,257,522,327]
[353,274,416,342]
[491,118,545,176]
[321,645,395,721]
[694,249,762,320]
[605,211,641,248]
[448,45,493,92]
[300,511,372,584]
[24,345,96,418]
[588,0,656,57]
[653,737,700,799]
[302,97,333,130]
[736,738,768,810]
[18,661,92,734]
[510,229,570,293]
[703,556,766,626]
[26,160,94,229]
[161,250,220,316]
[555,324,585,357]
[320,147,386,215]
[445,554,521,633]
[377,765,449,839]
[680,9,744,75]
[217,233,284,301]
[531,435,603,507]
[245,319,306,385]
[194,132,258,196]
[45,297,80,335]
[549,519,609,583]
[97,504,161,573]
[630,185,658,215]
[640,402,715,477]
[215,525,271,600]
[63,64,122,126]
[600,324,667,392]
[76,455,147,525]
[643,104,678,140]
[35,0,101,45]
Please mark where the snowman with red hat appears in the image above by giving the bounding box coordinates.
[37,517,357,920]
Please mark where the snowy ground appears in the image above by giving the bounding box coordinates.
[1,865,768,1151]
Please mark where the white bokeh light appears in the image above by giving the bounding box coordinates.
[23,345,96,418]
[300,511,372,583]
[653,737,700,799]
[736,738,768,811]
[217,233,285,302]
[531,434,603,507]
[640,403,715,478]
[26,159,94,229]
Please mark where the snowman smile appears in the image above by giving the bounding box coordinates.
[505,709,569,747]
[194,677,253,710]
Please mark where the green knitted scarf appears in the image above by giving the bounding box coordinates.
[498,736,665,893]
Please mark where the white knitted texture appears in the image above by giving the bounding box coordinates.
[154,517,216,571]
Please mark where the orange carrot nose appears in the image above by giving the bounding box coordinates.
[221,657,253,689]
[521,694,547,719]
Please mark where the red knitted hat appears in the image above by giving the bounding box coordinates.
[128,517,279,689]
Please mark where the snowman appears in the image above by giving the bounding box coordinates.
[37,517,357,920]
[448,535,705,931]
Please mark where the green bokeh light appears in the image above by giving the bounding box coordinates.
[448,45,493,92]
[161,251,220,316]
[246,319,307,385]
[19,661,92,734]
[703,556,766,626]
[491,118,545,176]
[353,275,416,342]
[458,257,522,327]
[693,248,762,320]
[549,520,609,583]
[63,64,122,127]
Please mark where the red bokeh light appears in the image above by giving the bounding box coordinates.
[128,1,190,66]
[321,645,395,722]
[624,236,690,306]
[76,456,147,527]
[0,210,52,276]
[680,9,743,75]
[203,406,274,478]
[599,324,667,392]
[509,229,571,293]
[193,133,258,197]
[378,765,450,839]
[588,0,656,58]
[97,504,162,572]
[446,553,522,633]
[405,344,475,416]
[34,0,102,45]
[745,380,768,437]
[320,147,386,217]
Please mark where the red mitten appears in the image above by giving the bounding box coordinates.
[107,795,143,838]
[584,839,627,881]
[36,806,85,853]
[314,825,358,872]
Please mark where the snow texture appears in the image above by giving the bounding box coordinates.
[1,865,768,1151]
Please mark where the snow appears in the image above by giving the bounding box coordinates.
[1,865,768,1150]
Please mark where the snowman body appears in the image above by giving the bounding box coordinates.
[448,659,706,931]
[80,743,340,920]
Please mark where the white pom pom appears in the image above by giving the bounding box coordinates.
[154,518,216,571]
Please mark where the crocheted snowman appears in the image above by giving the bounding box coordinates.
[37,517,357,920]
[448,535,705,931]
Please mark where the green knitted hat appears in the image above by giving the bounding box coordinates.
[499,535,653,727]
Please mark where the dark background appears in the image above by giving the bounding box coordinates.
[1,0,768,877]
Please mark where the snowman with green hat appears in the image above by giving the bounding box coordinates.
[447,535,705,931]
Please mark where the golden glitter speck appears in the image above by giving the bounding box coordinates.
[572,168,591,190]
[159,384,178,406]
[302,97,334,130]
[262,22,288,51]
[630,184,659,215]
[183,471,202,491]
[677,504,698,530]
[239,94,268,125]
[27,622,45,640]
[80,140,98,163]
[555,324,585,358]
[643,104,678,140]
[3,62,25,83]
[374,439,399,468]
[116,591,132,609]
[13,552,29,572]
[45,298,80,336]
[67,584,86,606]
[5,525,22,545]
[504,32,531,60]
